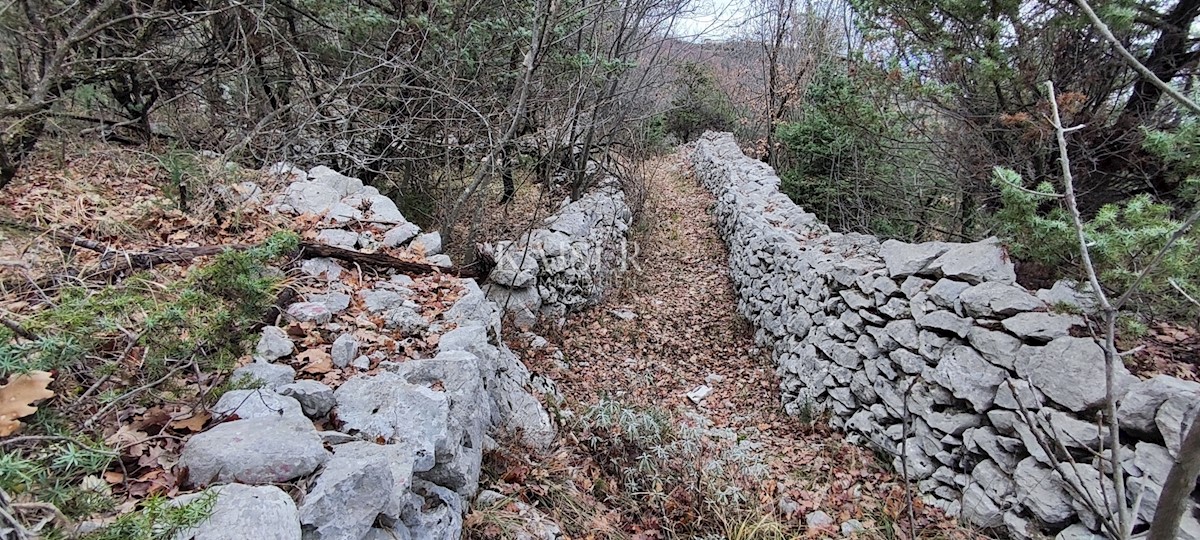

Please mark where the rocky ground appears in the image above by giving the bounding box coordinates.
[472,152,983,539]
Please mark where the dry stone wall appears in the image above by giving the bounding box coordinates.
[692,131,1200,540]
[169,164,558,540]
[483,168,632,327]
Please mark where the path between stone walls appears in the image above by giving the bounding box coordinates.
[488,151,977,539]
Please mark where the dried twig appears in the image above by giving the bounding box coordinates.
[83,361,193,428]
[0,313,35,340]
[1073,0,1200,117]
[900,378,918,540]
[1045,80,1132,538]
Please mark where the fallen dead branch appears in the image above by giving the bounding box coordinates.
[297,242,483,279]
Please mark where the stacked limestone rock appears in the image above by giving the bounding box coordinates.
[265,163,447,266]
[692,132,1200,540]
[484,171,632,327]
[169,165,556,540]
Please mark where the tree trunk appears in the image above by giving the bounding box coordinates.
[1147,413,1200,540]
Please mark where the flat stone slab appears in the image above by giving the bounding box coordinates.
[1001,312,1083,342]
[211,389,304,420]
[178,416,328,487]
[926,238,1016,284]
[1015,337,1135,412]
[231,362,295,391]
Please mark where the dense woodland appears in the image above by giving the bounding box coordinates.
[2,0,1197,320]
[663,0,1200,323]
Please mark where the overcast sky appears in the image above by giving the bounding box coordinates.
[672,0,754,41]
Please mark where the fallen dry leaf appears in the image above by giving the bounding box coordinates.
[298,348,333,374]
[0,370,55,436]
[170,411,210,432]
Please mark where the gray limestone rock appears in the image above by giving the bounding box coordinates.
[299,441,415,540]
[967,427,1021,470]
[385,306,429,335]
[839,289,872,310]
[1118,375,1200,436]
[900,276,933,299]
[331,333,359,368]
[1155,392,1199,455]
[284,181,340,215]
[1058,463,1119,531]
[921,411,983,435]
[926,279,971,309]
[1004,512,1039,540]
[232,362,295,391]
[972,459,1015,503]
[334,372,449,471]
[878,297,909,319]
[1042,409,1106,449]
[994,379,1045,410]
[967,327,1022,370]
[961,483,1004,529]
[211,389,303,420]
[307,292,351,313]
[364,194,407,223]
[173,484,301,540]
[1015,337,1136,412]
[1055,524,1106,540]
[840,519,866,536]
[959,281,1044,318]
[286,302,332,324]
[1036,279,1098,314]
[872,276,900,297]
[806,510,834,528]
[489,250,540,288]
[360,289,409,313]
[300,258,345,281]
[308,165,363,197]
[400,479,465,540]
[387,352,489,496]
[926,238,1016,284]
[916,310,973,338]
[1127,442,1175,524]
[484,285,542,328]
[890,349,926,375]
[178,416,328,486]
[383,223,421,247]
[879,240,950,277]
[315,229,359,249]
[892,440,935,480]
[1013,457,1075,527]
[412,232,443,256]
[277,380,336,419]
[255,326,293,361]
[886,319,920,350]
[1001,312,1084,342]
[926,346,1007,412]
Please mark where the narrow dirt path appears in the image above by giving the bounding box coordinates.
[491,150,976,539]
[551,154,777,418]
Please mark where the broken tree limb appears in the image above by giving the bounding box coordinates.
[86,244,251,279]
[3,213,482,285]
[297,242,483,279]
